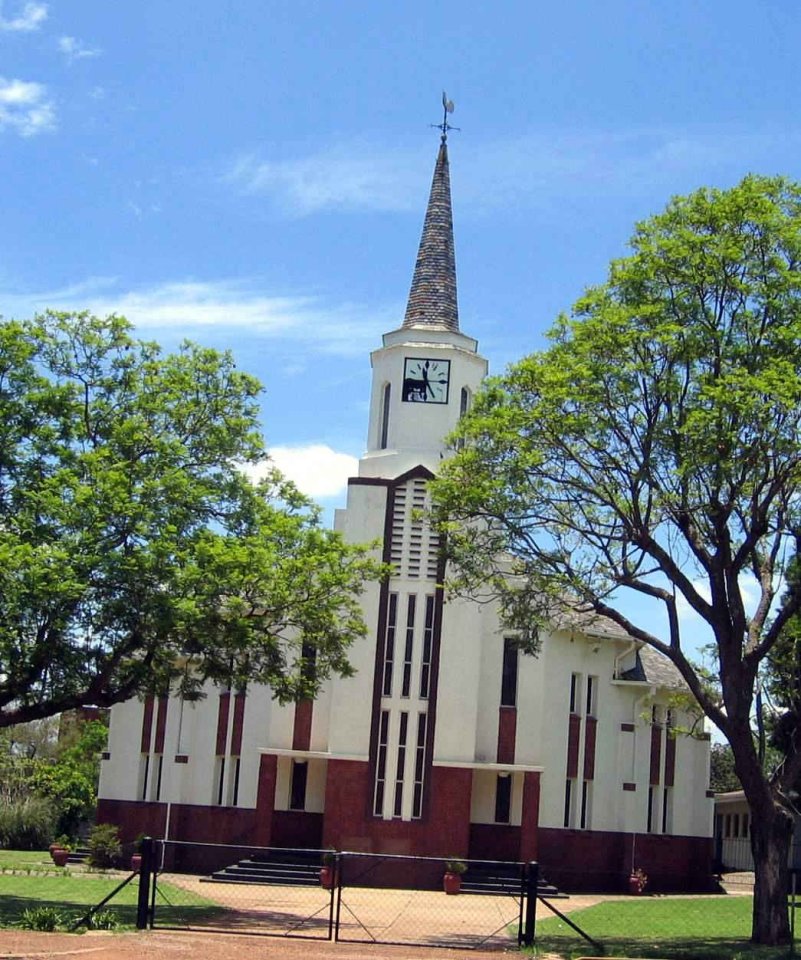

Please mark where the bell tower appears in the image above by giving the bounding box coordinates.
[360,117,487,480]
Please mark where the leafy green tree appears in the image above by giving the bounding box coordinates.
[0,312,382,727]
[31,719,109,836]
[709,743,742,793]
[433,175,801,945]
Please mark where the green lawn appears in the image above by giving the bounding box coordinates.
[0,849,56,872]
[533,895,796,960]
[0,873,225,930]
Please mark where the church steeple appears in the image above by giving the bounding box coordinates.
[402,135,459,333]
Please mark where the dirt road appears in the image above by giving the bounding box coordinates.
[0,929,538,959]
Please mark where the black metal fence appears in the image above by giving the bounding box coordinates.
[135,839,538,951]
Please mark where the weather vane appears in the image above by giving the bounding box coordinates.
[431,91,459,141]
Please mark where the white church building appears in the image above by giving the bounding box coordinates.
[97,130,714,892]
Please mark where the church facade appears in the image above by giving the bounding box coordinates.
[97,134,714,891]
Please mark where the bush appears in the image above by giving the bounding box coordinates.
[20,906,63,931]
[0,797,57,850]
[86,909,119,930]
[87,822,121,868]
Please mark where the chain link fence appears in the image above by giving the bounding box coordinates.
[141,840,538,949]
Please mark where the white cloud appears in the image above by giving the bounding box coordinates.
[223,126,801,218]
[0,277,396,356]
[224,145,425,216]
[0,77,55,136]
[58,35,101,63]
[0,1,47,31]
[242,445,357,499]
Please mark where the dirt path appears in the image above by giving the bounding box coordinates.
[0,929,550,959]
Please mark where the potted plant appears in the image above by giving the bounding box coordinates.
[443,857,467,895]
[628,866,648,895]
[51,842,71,868]
[320,849,339,889]
[130,834,145,872]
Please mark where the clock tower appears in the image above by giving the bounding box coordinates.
[327,123,490,846]
[359,133,487,480]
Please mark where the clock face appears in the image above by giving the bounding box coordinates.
[402,357,451,404]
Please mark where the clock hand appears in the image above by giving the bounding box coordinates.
[421,361,435,399]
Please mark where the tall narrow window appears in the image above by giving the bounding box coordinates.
[647,786,656,833]
[231,757,241,807]
[580,780,591,829]
[419,596,434,698]
[393,712,408,817]
[585,676,597,716]
[154,754,164,802]
[216,757,226,806]
[290,760,308,811]
[501,638,519,707]
[374,711,389,816]
[563,779,574,828]
[495,774,512,824]
[661,786,671,834]
[380,383,391,449]
[139,755,150,802]
[412,712,427,818]
[569,674,581,714]
[383,594,398,697]
[456,388,471,449]
[401,595,416,698]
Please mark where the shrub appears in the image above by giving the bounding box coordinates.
[20,906,63,931]
[86,909,119,930]
[0,797,57,850]
[87,822,121,868]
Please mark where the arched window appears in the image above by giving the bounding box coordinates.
[379,382,391,449]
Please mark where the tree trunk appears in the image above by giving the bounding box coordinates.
[749,803,793,945]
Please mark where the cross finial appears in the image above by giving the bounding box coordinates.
[432,91,459,142]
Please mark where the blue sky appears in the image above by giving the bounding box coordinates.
[2,0,800,648]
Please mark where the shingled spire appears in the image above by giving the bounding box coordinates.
[402,134,459,333]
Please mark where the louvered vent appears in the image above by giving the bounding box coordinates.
[389,478,440,580]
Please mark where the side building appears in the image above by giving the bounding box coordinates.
[97,131,714,892]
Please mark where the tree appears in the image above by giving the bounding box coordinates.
[0,311,382,727]
[433,175,801,945]
[709,743,742,793]
[32,719,109,836]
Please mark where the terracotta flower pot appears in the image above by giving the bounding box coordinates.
[51,848,70,867]
[131,854,142,873]
[443,871,462,895]
[320,865,338,889]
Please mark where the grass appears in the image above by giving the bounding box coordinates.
[0,873,225,930]
[0,849,55,872]
[532,894,798,960]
